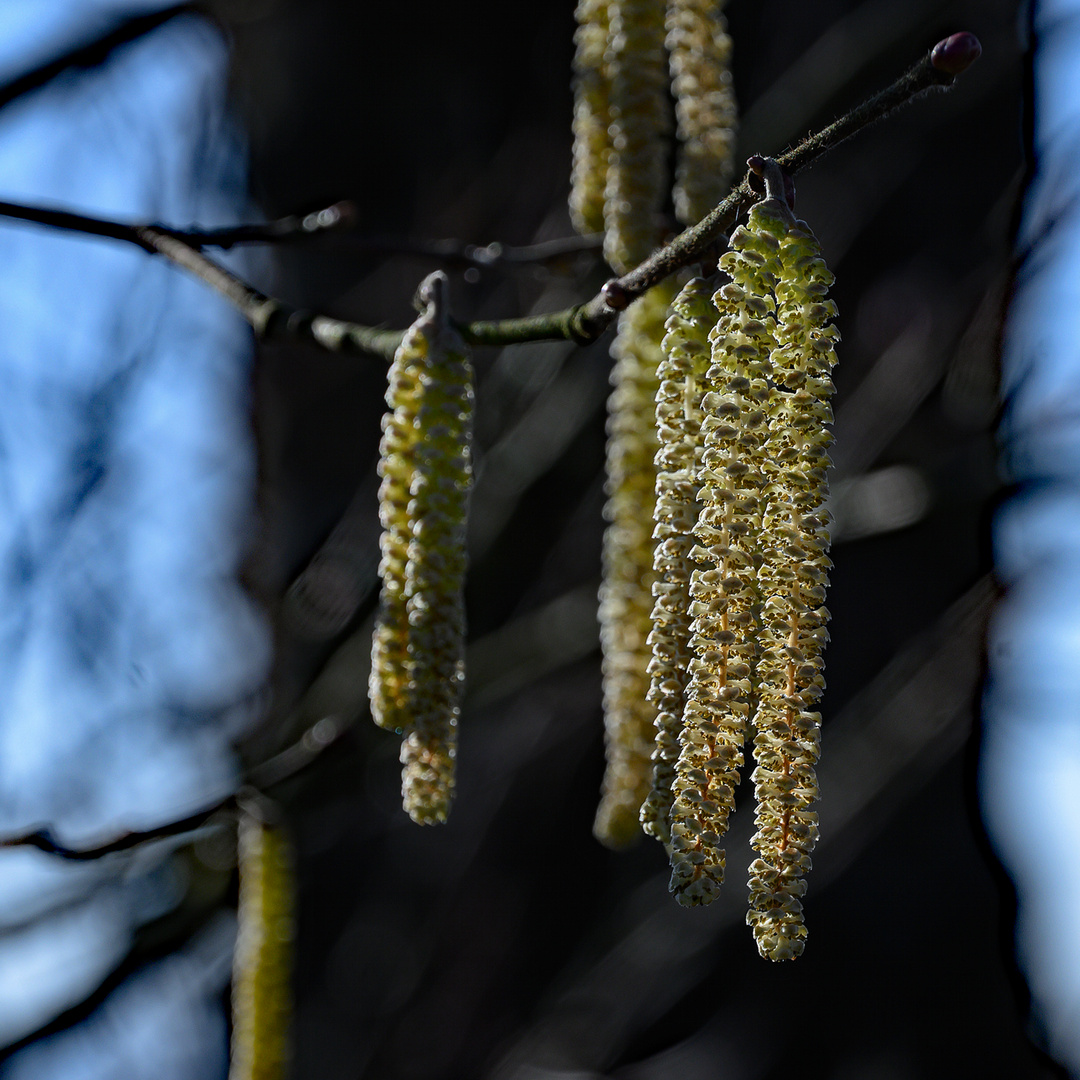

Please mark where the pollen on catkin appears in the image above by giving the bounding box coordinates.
[570,0,612,237]
[667,202,786,906]
[665,0,737,225]
[748,206,838,961]
[230,804,293,1080]
[370,294,431,733]
[640,275,717,845]
[595,281,676,849]
[603,0,670,273]
[399,274,474,826]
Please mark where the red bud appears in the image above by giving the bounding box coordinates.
[930,32,982,76]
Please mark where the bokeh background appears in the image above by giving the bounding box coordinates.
[2,0,1069,1077]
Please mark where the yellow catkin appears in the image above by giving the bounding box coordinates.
[603,0,670,274]
[399,273,474,826]
[370,294,431,732]
[665,0,737,225]
[230,806,293,1080]
[748,209,838,960]
[640,276,717,845]
[667,204,786,906]
[595,281,676,848]
[570,0,612,236]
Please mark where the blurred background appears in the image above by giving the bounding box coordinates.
[1,0,1066,1077]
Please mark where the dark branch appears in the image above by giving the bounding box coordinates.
[0,713,352,860]
[0,34,978,362]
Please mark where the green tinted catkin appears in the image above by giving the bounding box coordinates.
[748,208,838,960]
[595,281,676,848]
[230,805,293,1080]
[603,0,670,273]
[570,0,612,236]
[640,276,717,845]
[370,292,431,732]
[666,0,737,225]
[667,203,785,906]
[399,274,474,826]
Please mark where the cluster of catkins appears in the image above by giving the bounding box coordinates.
[369,271,474,826]
[572,0,738,848]
[614,189,838,961]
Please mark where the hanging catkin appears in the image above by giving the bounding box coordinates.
[370,290,430,733]
[603,0,670,273]
[748,204,838,961]
[398,273,474,826]
[667,203,783,906]
[595,281,676,848]
[570,0,612,236]
[665,0,737,225]
[230,804,293,1080]
[640,275,716,845]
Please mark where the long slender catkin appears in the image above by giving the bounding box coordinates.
[666,0,737,225]
[748,207,838,960]
[399,274,474,826]
[230,805,293,1080]
[570,0,612,237]
[603,0,670,273]
[666,206,783,906]
[595,281,676,848]
[640,275,716,845]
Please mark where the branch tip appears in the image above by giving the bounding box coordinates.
[930,32,982,77]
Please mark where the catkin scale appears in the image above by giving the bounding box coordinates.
[595,281,676,849]
[230,807,293,1080]
[747,210,838,961]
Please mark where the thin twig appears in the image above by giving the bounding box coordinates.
[0,713,353,861]
[0,35,978,362]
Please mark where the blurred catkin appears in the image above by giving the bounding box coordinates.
[748,209,837,960]
[666,0,737,225]
[595,280,677,848]
[570,0,611,236]
[603,0,670,273]
[640,275,716,845]
[230,805,293,1080]
[667,203,784,905]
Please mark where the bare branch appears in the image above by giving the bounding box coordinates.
[0,34,979,363]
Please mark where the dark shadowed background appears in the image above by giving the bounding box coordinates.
[211,1,1050,1077]
[3,0,1054,1077]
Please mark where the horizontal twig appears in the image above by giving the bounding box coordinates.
[0,34,978,362]
[0,712,351,860]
